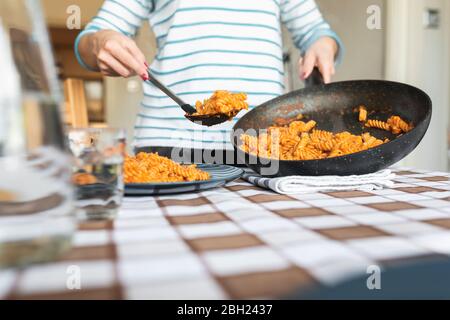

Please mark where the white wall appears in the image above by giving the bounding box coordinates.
[285,0,386,91]
[317,0,386,82]
[385,0,449,171]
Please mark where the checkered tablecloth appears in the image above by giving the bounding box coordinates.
[3,168,450,300]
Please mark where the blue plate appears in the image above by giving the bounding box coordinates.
[125,164,244,196]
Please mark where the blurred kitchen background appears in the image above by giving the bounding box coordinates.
[41,0,450,171]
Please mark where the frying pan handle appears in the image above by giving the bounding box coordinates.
[304,67,325,88]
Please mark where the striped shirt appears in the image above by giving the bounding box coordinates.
[75,0,343,150]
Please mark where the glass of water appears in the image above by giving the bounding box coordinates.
[0,0,76,268]
[67,128,126,220]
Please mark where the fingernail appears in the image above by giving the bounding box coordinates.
[141,73,148,81]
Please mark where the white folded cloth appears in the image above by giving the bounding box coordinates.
[242,169,396,195]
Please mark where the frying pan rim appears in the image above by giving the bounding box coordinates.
[231,79,433,165]
[232,79,432,130]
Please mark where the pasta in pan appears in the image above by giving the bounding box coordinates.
[358,106,367,122]
[240,107,413,161]
[387,116,413,134]
[365,119,391,131]
[124,153,210,183]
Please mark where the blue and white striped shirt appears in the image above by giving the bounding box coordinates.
[76,0,343,150]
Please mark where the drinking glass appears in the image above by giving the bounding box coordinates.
[67,128,126,220]
[0,0,76,268]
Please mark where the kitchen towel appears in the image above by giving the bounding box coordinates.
[242,169,396,195]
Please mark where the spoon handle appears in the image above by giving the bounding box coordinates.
[304,67,325,88]
[146,70,194,112]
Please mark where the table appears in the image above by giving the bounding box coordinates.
[2,168,450,300]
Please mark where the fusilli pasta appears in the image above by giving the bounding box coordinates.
[194,90,248,117]
[240,111,412,161]
[359,106,368,122]
[124,153,210,183]
[365,120,391,131]
[387,116,413,134]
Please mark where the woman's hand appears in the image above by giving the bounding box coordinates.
[80,30,148,80]
[298,36,338,84]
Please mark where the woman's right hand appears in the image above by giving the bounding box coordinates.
[86,30,149,80]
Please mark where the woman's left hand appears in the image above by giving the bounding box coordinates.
[298,36,338,84]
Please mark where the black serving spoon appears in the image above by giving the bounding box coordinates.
[145,70,234,126]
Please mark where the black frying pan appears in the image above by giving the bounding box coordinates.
[232,69,432,177]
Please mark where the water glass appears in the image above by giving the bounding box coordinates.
[67,128,125,220]
[0,0,76,268]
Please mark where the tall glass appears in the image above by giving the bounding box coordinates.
[0,0,75,268]
[68,128,126,220]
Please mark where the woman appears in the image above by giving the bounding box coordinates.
[76,0,343,163]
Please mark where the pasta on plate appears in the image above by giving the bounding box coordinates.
[193,90,248,117]
[124,153,210,184]
[240,107,413,161]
